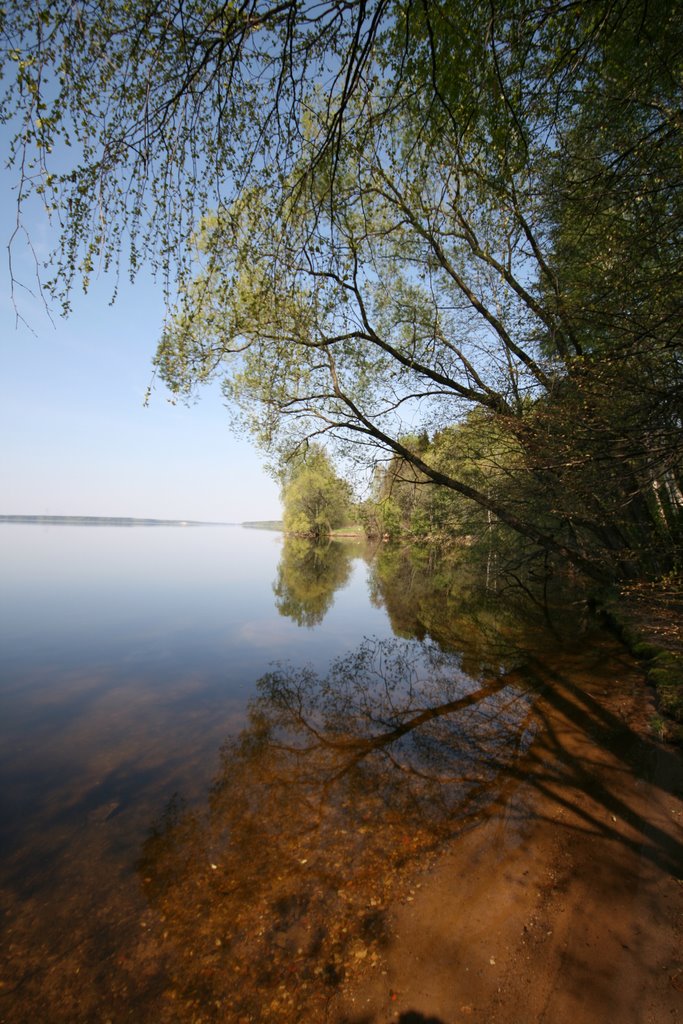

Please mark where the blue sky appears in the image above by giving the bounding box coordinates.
[0,155,281,523]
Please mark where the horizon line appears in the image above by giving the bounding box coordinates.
[0,513,238,526]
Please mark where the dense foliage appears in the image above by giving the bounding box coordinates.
[280,446,351,538]
[3,0,681,581]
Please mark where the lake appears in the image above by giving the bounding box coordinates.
[0,523,660,1022]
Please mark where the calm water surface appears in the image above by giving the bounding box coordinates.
[0,524,642,1022]
[0,526,391,854]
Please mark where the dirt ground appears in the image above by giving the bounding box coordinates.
[330,651,683,1024]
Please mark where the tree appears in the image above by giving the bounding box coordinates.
[152,0,682,580]
[280,446,351,539]
[364,433,432,539]
[3,0,681,580]
[1,0,391,309]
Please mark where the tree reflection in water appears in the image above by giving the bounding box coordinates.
[138,636,538,1022]
[272,536,357,626]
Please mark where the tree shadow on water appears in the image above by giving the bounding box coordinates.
[513,655,683,877]
[134,633,682,1023]
[399,1014,447,1024]
[342,1014,446,1024]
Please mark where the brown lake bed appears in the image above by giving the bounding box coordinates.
[0,526,681,1023]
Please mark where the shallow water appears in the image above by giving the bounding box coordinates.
[1,528,390,841]
[0,524,644,1022]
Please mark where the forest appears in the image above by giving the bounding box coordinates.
[1,7,683,1019]
[3,2,681,580]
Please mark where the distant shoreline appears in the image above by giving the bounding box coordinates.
[0,515,236,527]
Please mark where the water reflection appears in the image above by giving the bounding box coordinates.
[2,529,671,1024]
[367,542,572,673]
[137,637,537,1022]
[273,536,364,627]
